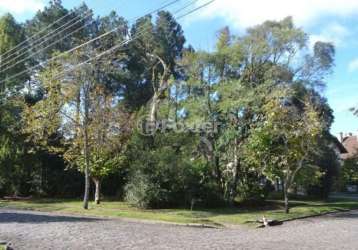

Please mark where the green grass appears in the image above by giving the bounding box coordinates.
[1,198,357,227]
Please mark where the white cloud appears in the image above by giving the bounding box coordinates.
[194,0,358,29]
[309,23,350,48]
[0,0,44,14]
[348,58,358,72]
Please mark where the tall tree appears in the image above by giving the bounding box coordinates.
[245,87,324,213]
[64,85,132,204]
[124,12,185,120]
[0,14,31,197]
[0,13,27,92]
[179,17,336,204]
[25,0,79,61]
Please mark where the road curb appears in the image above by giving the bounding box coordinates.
[246,208,356,228]
[0,207,225,229]
[279,208,351,223]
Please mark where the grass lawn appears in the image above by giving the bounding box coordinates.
[0,198,357,227]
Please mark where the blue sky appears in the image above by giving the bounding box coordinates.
[1,0,357,137]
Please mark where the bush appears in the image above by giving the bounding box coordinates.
[125,131,226,208]
[125,171,169,208]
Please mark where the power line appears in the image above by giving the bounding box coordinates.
[1,11,89,64]
[172,0,200,15]
[0,0,177,73]
[0,11,93,74]
[3,0,182,84]
[176,0,214,19]
[52,0,215,81]
[0,9,76,59]
[0,0,199,73]
[0,11,93,70]
[0,0,173,66]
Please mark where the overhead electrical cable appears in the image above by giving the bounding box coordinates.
[0,9,76,59]
[2,0,182,84]
[0,11,93,70]
[52,0,216,81]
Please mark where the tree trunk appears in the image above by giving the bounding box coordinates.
[83,86,90,210]
[148,53,169,123]
[83,165,90,209]
[75,91,81,137]
[93,177,101,205]
[283,182,289,214]
[230,139,240,202]
[214,155,223,191]
[83,125,90,209]
[149,93,159,123]
[231,161,240,203]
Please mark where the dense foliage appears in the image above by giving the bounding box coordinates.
[0,1,342,212]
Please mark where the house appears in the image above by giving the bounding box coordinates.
[331,135,348,162]
[339,132,358,192]
[340,132,358,160]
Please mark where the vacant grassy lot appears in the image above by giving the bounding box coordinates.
[1,198,357,227]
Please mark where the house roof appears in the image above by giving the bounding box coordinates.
[341,135,358,159]
[331,136,348,154]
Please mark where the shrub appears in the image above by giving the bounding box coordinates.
[125,171,169,208]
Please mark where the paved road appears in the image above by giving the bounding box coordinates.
[329,192,358,200]
[0,209,358,250]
